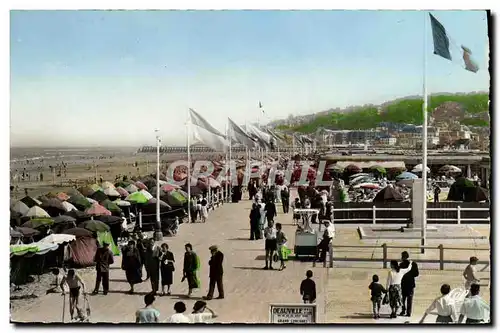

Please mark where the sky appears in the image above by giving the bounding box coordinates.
[10,10,490,147]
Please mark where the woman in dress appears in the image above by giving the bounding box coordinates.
[121,240,142,294]
[183,243,201,297]
[386,260,413,318]
[159,243,175,295]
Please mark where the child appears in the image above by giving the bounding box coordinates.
[369,274,387,319]
[275,223,288,271]
[300,270,316,304]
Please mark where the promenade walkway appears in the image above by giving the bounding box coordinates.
[10,196,490,324]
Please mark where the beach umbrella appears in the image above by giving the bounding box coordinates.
[355,183,381,190]
[66,188,85,198]
[89,184,103,192]
[85,203,112,216]
[158,179,168,186]
[147,198,172,209]
[140,178,157,189]
[113,199,132,207]
[346,164,362,174]
[15,227,40,238]
[101,181,115,190]
[370,165,387,174]
[90,190,108,202]
[78,186,96,197]
[61,201,78,212]
[10,228,23,238]
[62,227,93,238]
[439,165,462,174]
[20,196,42,208]
[53,215,77,224]
[40,198,67,212]
[40,234,76,244]
[104,187,121,198]
[64,210,91,221]
[68,196,92,210]
[208,178,221,188]
[86,197,98,204]
[79,220,111,233]
[327,164,344,173]
[25,206,51,218]
[411,164,430,173]
[126,191,149,204]
[161,183,180,192]
[55,192,70,201]
[135,181,148,191]
[100,199,122,213]
[373,186,404,202]
[22,217,54,229]
[350,176,376,186]
[165,191,188,207]
[125,184,139,193]
[97,215,123,225]
[115,187,130,198]
[349,173,371,179]
[140,189,153,200]
[396,172,418,180]
[464,187,489,202]
[11,201,29,215]
[115,180,132,188]
[181,186,203,197]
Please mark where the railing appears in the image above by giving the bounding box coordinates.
[317,243,490,270]
[332,205,490,224]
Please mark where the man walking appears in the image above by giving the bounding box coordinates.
[92,242,114,295]
[204,245,224,300]
[281,187,290,214]
[400,251,419,317]
[458,284,490,324]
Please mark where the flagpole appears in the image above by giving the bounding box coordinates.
[154,129,163,241]
[228,120,232,202]
[421,12,429,254]
[186,110,192,224]
[225,122,229,202]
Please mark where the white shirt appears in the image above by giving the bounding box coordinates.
[460,295,490,321]
[426,294,457,319]
[166,313,191,323]
[264,227,277,240]
[324,224,335,238]
[188,312,214,323]
[386,263,413,288]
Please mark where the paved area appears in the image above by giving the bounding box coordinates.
[10,196,491,324]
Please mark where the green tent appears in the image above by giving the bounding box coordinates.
[100,199,122,213]
[97,231,120,256]
[125,192,149,204]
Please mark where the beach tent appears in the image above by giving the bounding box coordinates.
[40,234,76,245]
[161,183,180,192]
[11,201,29,216]
[25,206,51,218]
[396,172,418,180]
[135,181,148,191]
[64,228,98,267]
[10,242,60,285]
[78,186,96,197]
[125,184,139,193]
[115,187,129,198]
[85,203,112,216]
[89,190,108,202]
[126,191,149,204]
[20,196,42,208]
[139,189,153,200]
[68,196,92,210]
[104,187,121,198]
[61,201,78,212]
[100,199,122,214]
[97,231,120,256]
[373,186,404,202]
[101,181,115,190]
[165,190,188,207]
[411,164,430,173]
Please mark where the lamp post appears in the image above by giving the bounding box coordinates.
[153,129,163,241]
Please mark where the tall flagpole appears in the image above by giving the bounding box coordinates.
[154,129,163,241]
[421,12,429,254]
[186,110,191,223]
[228,120,232,202]
[225,122,229,202]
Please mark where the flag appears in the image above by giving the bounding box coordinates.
[461,46,479,73]
[189,108,229,152]
[246,123,272,149]
[429,13,479,73]
[228,118,257,148]
[258,101,265,115]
